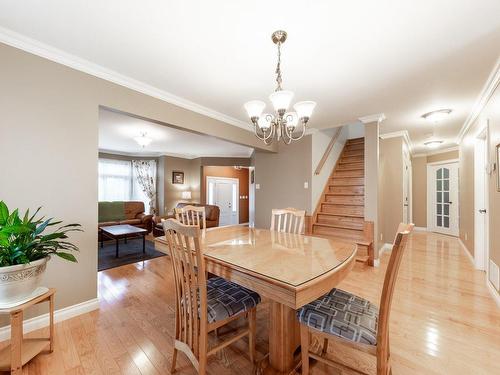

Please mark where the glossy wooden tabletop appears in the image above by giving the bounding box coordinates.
[202,226,356,287]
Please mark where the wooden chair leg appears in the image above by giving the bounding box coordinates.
[248,307,256,363]
[170,346,178,373]
[322,337,329,355]
[199,333,208,375]
[300,324,310,375]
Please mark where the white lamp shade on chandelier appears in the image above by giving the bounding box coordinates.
[243,30,316,145]
[269,90,294,112]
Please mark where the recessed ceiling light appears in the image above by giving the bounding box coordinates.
[421,109,452,122]
[424,140,444,149]
[133,132,153,147]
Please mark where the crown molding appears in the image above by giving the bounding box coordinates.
[358,113,386,124]
[456,57,500,143]
[0,26,252,132]
[412,145,459,158]
[379,130,414,154]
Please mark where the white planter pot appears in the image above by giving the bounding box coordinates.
[0,257,48,304]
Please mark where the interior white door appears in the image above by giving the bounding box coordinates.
[207,177,238,226]
[474,134,488,270]
[403,160,411,223]
[427,162,459,236]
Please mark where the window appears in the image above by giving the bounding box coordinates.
[98,158,150,212]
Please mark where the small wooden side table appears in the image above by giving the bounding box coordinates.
[0,288,55,374]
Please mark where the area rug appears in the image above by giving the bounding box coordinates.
[98,238,166,271]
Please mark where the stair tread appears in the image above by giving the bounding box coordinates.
[310,232,371,245]
[313,222,364,231]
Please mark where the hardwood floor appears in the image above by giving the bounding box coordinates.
[3,231,499,374]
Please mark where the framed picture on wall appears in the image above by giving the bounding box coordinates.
[172,171,184,184]
[496,143,500,191]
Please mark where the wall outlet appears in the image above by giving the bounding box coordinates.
[304,182,309,189]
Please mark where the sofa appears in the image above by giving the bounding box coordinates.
[98,201,153,234]
[153,202,220,237]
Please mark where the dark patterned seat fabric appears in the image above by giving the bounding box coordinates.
[297,288,378,345]
[206,277,261,323]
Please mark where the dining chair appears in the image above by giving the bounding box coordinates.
[163,219,260,374]
[270,207,306,234]
[297,223,414,375]
[175,205,207,229]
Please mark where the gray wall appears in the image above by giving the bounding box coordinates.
[254,136,312,228]
[0,41,273,323]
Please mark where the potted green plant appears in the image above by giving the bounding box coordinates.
[0,201,81,304]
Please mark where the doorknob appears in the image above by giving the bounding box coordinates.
[479,209,487,213]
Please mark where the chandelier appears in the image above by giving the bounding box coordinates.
[244,30,316,145]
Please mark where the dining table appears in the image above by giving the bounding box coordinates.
[200,225,357,374]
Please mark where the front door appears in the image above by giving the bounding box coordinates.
[427,162,459,236]
[207,177,239,226]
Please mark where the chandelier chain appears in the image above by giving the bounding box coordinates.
[275,42,282,91]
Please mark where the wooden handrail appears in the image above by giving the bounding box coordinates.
[314,127,342,175]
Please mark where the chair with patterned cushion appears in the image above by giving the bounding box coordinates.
[163,219,260,374]
[297,223,414,375]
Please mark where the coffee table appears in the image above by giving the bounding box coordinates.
[100,224,148,258]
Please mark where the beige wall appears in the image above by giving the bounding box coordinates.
[411,156,427,227]
[0,42,272,323]
[379,137,404,244]
[411,149,460,228]
[254,136,312,229]
[460,83,500,269]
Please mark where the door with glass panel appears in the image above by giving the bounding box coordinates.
[206,177,239,226]
[427,162,459,236]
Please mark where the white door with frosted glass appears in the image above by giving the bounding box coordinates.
[427,162,459,236]
[206,177,239,226]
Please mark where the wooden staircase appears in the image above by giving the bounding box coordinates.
[312,137,373,264]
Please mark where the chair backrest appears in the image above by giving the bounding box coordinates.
[270,208,306,234]
[175,205,207,229]
[377,223,414,353]
[394,223,414,244]
[162,218,207,358]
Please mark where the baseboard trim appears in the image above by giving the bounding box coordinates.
[486,280,500,308]
[458,238,475,267]
[413,226,428,231]
[0,297,99,341]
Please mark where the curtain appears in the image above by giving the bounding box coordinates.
[98,159,132,201]
[132,160,157,214]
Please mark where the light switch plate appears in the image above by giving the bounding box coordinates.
[304,182,309,189]
[256,184,260,190]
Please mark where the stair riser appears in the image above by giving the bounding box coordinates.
[324,195,364,205]
[330,177,364,186]
[345,143,364,151]
[316,215,364,230]
[340,155,364,163]
[334,169,364,178]
[328,186,365,195]
[320,204,364,217]
[313,225,364,239]
[346,137,364,145]
[343,150,364,157]
[336,162,364,171]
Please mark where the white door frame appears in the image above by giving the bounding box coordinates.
[403,147,412,224]
[206,176,239,226]
[474,124,489,271]
[427,160,460,236]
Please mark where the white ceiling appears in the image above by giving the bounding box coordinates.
[98,108,253,158]
[0,1,499,153]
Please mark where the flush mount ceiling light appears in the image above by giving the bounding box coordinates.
[424,140,444,149]
[421,109,452,123]
[244,30,316,145]
[133,132,152,148]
